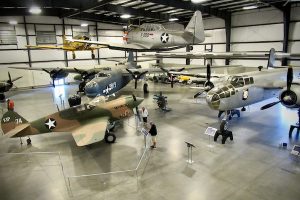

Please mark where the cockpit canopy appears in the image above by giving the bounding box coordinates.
[140,24,164,32]
[227,75,254,88]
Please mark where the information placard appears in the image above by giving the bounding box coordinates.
[204,127,217,137]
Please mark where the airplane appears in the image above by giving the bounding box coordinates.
[159,48,300,119]
[1,95,143,146]
[0,72,22,101]
[26,35,103,59]
[67,10,205,52]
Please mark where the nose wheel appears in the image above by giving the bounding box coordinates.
[104,131,116,143]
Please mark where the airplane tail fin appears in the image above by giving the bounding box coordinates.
[127,51,140,69]
[185,10,205,44]
[1,110,29,135]
[267,48,276,69]
[128,51,134,63]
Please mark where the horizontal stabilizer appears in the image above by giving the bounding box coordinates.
[2,124,30,139]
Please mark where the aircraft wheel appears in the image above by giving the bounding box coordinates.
[27,138,31,145]
[92,53,95,59]
[143,83,149,93]
[220,120,228,132]
[72,53,76,59]
[0,94,5,101]
[105,133,116,143]
[153,76,158,83]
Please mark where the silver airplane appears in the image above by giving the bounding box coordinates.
[67,11,205,51]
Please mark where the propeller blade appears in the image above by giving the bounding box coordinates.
[287,67,293,91]
[207,63,211,82]
[260,101,281,110]
[134,79,138,89]
[171,75,174,88]
[42,69,51,74]
[11,76,22,82]
[8,72,11,82]
[194,91,204,98]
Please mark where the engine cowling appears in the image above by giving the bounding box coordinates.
[280,85,300,108]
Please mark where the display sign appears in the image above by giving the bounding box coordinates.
[141,128,148,136]
[291,145,300,156]
[204,127,217,137]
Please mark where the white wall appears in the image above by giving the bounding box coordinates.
[0,16,125,87]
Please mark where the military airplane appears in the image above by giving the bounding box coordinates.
[0,72,22,100]
[26,35,103,59]
[1,95,143,146]
[67,10,205,52]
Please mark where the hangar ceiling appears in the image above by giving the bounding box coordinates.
[0,0,295,25]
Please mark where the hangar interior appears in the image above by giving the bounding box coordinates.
[0,1,300,200]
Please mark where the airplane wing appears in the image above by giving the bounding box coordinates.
[8,66,79,73]
[142,51,300,59]
[72,117,108,146]
[66,38,151,50]
[26,45,65,50]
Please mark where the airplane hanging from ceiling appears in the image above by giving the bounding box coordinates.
[26,35,104,59]
[67,10,205,52]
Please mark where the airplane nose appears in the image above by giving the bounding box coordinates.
[206,92,220,110]
[85,81,99,97]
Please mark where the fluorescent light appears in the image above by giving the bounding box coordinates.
[29,7,42,14]
[81,23,88,27]
[120,14,131,19]
[191,0,207,3]
[9,20,18,25]
[243,5,258,10]
[169,18,179,22]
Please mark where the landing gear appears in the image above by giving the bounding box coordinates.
[91,53,95,59]
[72,52,76,59]
[27,137,31,145]
[241,107,246,112]
[218,109,240,120]
[143,83,149,94]
[0,93,5,101]
[78,82,86,93]
[20,137,23,145]
[104,132,116,143]
[289,108,300,139]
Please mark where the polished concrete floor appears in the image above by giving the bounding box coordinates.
[0,81,300,200]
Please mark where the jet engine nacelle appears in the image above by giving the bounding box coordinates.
[280,85,300,108]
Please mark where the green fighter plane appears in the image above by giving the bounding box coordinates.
[1,95,143,146]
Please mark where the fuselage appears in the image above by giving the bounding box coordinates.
[126,24,201,49]
[12,96,143,137]
[206,69,295,111]
[84,69,132,97]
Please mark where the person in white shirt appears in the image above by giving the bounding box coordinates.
[141,107,149,123]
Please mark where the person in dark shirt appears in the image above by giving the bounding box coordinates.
[149,122,157,148]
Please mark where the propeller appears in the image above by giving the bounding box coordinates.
[6,71,22,87]
[126,69,148,89]
[42,68,63,87]
[193,64,214,98]
[261,66,295,110]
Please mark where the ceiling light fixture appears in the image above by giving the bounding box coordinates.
[9,20,18,25]
[191,0,208,3]
[81,23,88,27]
[29,7,42,14]
[169,18,179,22]
[120,14,131,19]
[243,5,258,10]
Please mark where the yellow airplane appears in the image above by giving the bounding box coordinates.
[26,35,103,59]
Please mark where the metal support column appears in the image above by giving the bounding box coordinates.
[186,45,191,65]
[62,18,68,67]
[282,3,291,66]
[95,22,100,65]
[23,16,32,68]
[225,13,231,65]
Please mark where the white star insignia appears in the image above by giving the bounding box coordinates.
[161,33,169,43]
[45,118,56,130]
[103,86,112,94]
